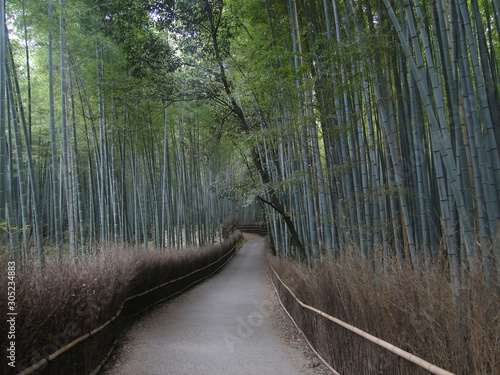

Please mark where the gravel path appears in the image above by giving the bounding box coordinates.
[104,235,330,375]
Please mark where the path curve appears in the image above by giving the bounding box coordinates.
[104,235,329,375]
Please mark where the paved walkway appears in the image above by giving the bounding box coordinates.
[105,235,327,375]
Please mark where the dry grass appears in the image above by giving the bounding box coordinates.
[0,232,243,375]
[269,248,500,374]
[222,214,239,240]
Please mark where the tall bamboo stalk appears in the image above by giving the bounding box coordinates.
[48,0,62,260]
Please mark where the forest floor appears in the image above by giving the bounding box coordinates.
[103,234,330,375]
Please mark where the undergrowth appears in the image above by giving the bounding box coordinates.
[0,232,242,374]
[269,248,500,374]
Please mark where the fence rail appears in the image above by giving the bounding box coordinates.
[268,261,455,375]
[238,222,267,236]
[16,244,238,375]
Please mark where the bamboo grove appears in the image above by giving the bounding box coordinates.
[175,0,500,299]
[242,0,499,297]
[1,0,500,299]
[0,0,244,265]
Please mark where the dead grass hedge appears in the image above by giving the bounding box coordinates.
[0,231,243,375]
[268,248,500,374]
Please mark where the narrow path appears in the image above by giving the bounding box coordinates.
[105,235,329,375]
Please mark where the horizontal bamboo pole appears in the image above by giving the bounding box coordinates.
[267,264,341,375]
[124,246,235,303]
[17,245,236,375]
[268,263,455,375]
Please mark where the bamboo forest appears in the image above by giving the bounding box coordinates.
[1,0,500,373]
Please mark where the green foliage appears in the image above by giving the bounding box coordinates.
[98,0,180,84]
[0,221,30,235]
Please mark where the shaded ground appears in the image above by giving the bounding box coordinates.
[104,234,330,375]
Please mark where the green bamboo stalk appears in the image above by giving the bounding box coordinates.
[331,0,358,250]
[68,62,85,256]
[59,0,75,259]
[131,130,139,250]
[470,0,500,141]
[161,100,171,249]
[96,39,107,245]
[435,0,476,269]
[109,96,119,244]
[5,119,16,254]
[290,0,317,260]
[493,0,500,28]
[353,79,372,258]
[6,37,44,263]
[21,0,31,145]
[48,0,62,260]
[8,101,28,260]
[0,0,5,234]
